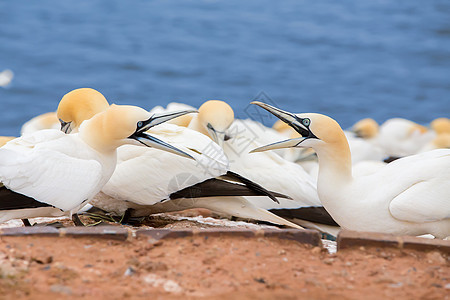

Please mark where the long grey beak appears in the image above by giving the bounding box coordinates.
[130,109,197,160]
[60,119,72,134]
[251,101,298,126]
[138,109,198,133]
[250,101,310,137]
[206,123,226,148]
[132,131,194,159]
[250,137,306,153]
[249,101,311,153]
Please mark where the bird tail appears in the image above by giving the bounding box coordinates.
[188,196,303,229]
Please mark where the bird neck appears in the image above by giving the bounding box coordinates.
[78,118,119,154]
[315,137,353,189]
[188,115,210,139]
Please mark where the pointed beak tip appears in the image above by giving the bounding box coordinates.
[250,101,264,106]
[133,132,197,160]
[146,109,199,131]
[180,151,196,160]
[183,109,198,115]
[177,152,196,161]
[249,147,261,154]
[186,154,196,161]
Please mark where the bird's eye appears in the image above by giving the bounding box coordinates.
[137,121,143,128]
[302,118,310,127]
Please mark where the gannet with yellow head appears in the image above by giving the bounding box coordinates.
[351,118,379,139]
[344,118,387,163]
[251,101,450,239]
[351,117,434,157]
[0,98,194,225]
[188,100,234,147]
[57,88,110,133]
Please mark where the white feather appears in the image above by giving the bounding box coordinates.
[96,124,228,208]
[0,130,114,213]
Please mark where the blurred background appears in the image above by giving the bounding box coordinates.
[0,0,449,136]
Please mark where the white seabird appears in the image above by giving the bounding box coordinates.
[0,102,194,225]
[251,101,450,239]
[352,117,435,157]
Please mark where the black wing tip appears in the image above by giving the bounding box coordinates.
[223,171,288,203]
[0,186,52,211]
[270,206,339,227]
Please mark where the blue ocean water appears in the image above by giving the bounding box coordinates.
[0,0,449,136]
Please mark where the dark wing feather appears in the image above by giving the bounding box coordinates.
[270,206,339,226]
[170,173,291,202]
[0,185,52,210]
[218,171,293,203]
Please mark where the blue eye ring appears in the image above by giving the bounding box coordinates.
[302,118,310,127]
[137,121,143,128]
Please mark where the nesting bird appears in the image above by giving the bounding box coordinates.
[352,117,434,157]
[251,102,450,239]
[57,88,110,133]
[0,91,194,225]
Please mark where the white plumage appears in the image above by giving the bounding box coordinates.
[252,102,450,238]
[20,112,60,135]
[0,100,194,224]
[97,123,228,209]
[188,101,321,209]
[91,124,301,228]
[223,133,320,209]
[0,130,114,222]
[325,149,450,238]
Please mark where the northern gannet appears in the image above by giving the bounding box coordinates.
[352,117,435,157]
[57,88,110,134]
[251,101,450,239]
[0,103,194,225]
[56,94,298,228]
